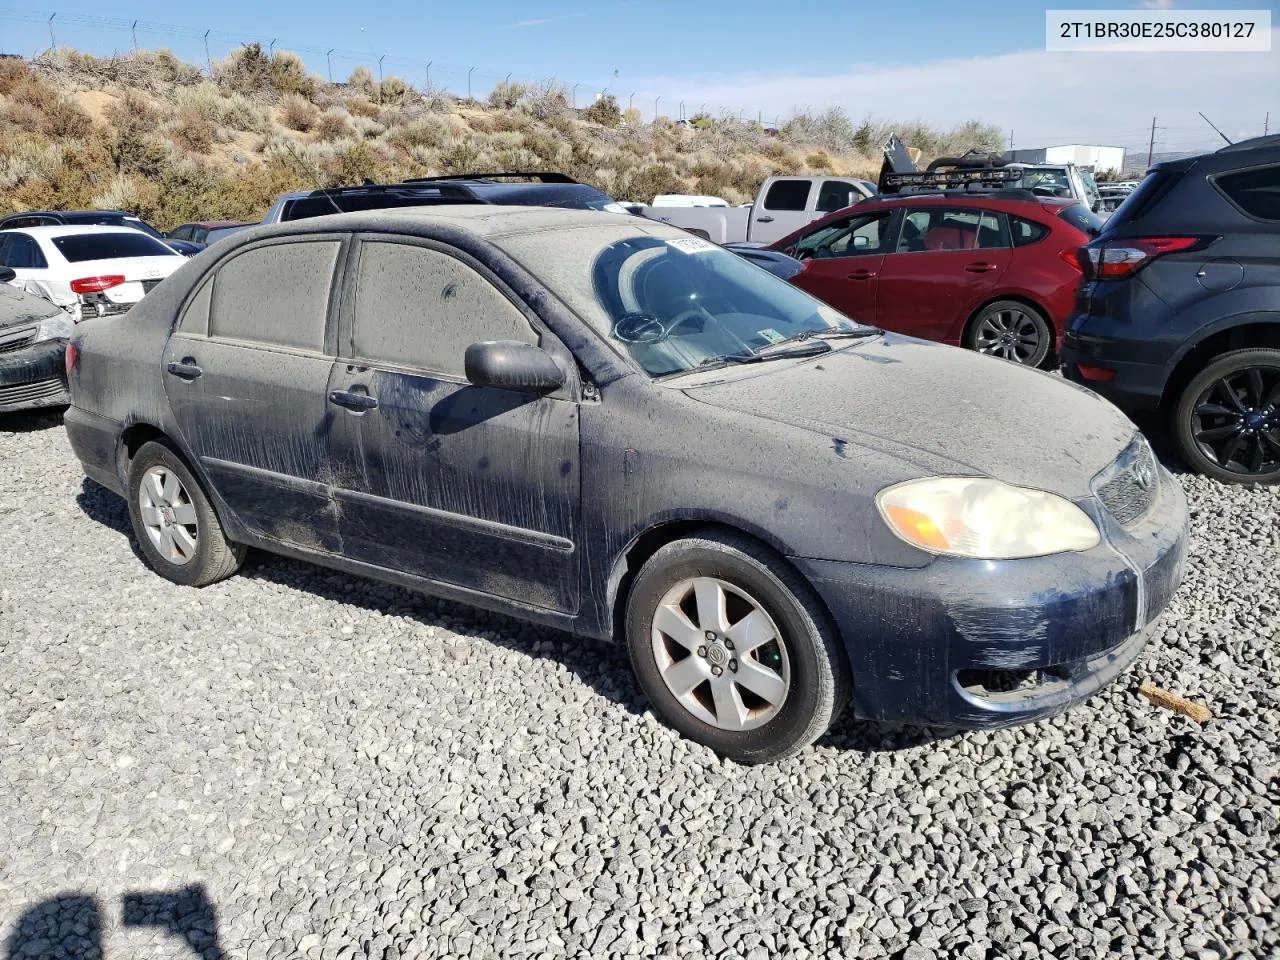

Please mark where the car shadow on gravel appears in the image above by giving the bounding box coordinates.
[75,478,964,758]
[0,406,65,434]
[4,884,225,960]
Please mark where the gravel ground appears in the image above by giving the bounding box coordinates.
[1,409,1277,960]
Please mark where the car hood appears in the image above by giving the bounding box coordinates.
[681,334,1136,499]
[0,281,62,328]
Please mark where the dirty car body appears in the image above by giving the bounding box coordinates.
[0,267,72,412]
[64,207,1187,735]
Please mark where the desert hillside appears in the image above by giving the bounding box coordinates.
[0,45,1004,230]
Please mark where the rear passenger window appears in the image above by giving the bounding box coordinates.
[1010,217,1049,246]
[763,180,812,211]
[815,180,860,213]
[1215,164,1280,221]
[209,241,339,352]
[351,242,536,378]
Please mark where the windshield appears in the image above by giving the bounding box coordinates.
[496,227,861,377]
[1079,169,1101,204]
[1011,167,1073,199]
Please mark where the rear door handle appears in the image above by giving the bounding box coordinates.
[329,390,378,411]
[964,263,997,273]
[756,215,775,223]
[847,270,876,280]
[166,360,202,380]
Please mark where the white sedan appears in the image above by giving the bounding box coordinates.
[0,225,186,321]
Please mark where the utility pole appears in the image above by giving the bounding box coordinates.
[131,20,138,53]
[1008,129,1014,151]
[269,38,277,57]
[468,67,476,100]
[1147,116,1157,168]
[47,13,56,52]
[1266,112,1271,136]
[424,61,431,88]
[326,49,334,83]
[571,83,579,108]
[654,96,660,121]
[203,30,212,74]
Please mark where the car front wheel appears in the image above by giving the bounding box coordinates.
[624,531,849,763]
[125,439,247,586]
[1173,348,1280,484]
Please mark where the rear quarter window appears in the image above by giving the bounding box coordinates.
[51,233,176,262]
[1010,217,1050,246]
[1213,164,1280,221]
[1107,170,1182,227]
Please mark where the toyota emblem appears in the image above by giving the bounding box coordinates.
[1132,462,1155,492]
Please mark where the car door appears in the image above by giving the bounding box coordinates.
[329,236,581,613]
[874,207,1013,343]
[750,179,815,244]
[162,235,354,553]
[786,209,898,325]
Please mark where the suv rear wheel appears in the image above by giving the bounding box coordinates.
[1173,348,1280,484]
[966,300,1052,367]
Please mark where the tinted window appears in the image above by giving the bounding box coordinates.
[763,180,812,211]
[2,217,54,229]
[351,242,535,377]
[1215,164,1280,221]
[61,213,164,238]
[1010,217,1050,246]
[51,233,177,262]
[1108,170,1182,226]
[281,190,467,222]
[170,226,194,242]
[815,180,861,213]
[0,235,48,269]
[1058,204,1104,237]
[797,212,895,258]
[210,241,339,351]
[487,184,620,210]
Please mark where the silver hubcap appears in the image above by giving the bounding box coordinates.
[650,577,790,731]
[975,309,1042,363]
[138,466,198,566]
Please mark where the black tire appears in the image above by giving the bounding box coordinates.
[1172,348,1280,484]
[624,531,849,764]
[125,439,246,586]
[965,300,1053,368]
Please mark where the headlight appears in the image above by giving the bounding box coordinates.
[877,477,1100,559]
[35,312,75,342]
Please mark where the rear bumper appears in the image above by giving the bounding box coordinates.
[64,405,125,494]
[0,339,69,412]
[1061,331,1170,412]
[792,472,1188,728]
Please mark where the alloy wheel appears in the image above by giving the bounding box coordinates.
[650,576,790,731]
[1190,365,1280,477]
[974,308,1044,364]
[138,465,199,565]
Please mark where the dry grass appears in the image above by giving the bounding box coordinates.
[0,44,1002,226]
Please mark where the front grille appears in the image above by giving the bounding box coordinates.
[0,324,38,355]
[1094,437,1158,526]
[0,377,67,406]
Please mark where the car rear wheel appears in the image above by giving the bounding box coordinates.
[624,531,849,763]
[966,301,1052,367]
[1173,348,1280,484]
[126,440,246,586]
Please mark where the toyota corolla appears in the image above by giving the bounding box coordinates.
[63,207,1187,763]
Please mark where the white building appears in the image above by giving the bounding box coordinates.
[1004,145,1127,174]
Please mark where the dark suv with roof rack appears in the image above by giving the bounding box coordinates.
[260,173,630,224]
[1062,135,1280,484]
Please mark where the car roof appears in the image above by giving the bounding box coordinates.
[1,210,134,219]
[859,194,1074,213]
[0,224,149,238]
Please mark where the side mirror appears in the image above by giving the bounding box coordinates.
[0,266,15,283]
[465,341,566,394]
[852,235,870,250]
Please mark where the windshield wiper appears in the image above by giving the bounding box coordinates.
[766,326,881,348]
[694,340,833,370]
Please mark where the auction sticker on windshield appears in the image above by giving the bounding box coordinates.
[758,328,787,344]
[667,237,718,254]
[1046,9,1271,51]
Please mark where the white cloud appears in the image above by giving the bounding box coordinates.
[629,34,1278,154]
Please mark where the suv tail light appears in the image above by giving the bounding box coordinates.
[70,275,125,294]
[1077,237,1207,281]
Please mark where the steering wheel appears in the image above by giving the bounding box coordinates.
[794,248,815,261]
[612,312,668,344]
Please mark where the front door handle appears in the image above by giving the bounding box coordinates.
[329,390,378,411]
[756,215,775,223]
[964,262,997,273]
[166,359,202,380]
[847,269,876,280]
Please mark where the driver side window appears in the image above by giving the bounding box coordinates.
[795,212,893,259]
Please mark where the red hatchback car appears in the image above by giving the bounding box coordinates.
[770,194,1103,366]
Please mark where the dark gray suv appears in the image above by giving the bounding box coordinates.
[63,207,1187,762]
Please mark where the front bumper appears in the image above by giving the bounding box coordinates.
[792,469,1188,729]
[0,338,69,412]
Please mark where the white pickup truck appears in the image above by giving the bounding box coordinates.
[638,175,876,245]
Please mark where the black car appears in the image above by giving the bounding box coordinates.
[1062,135,1280,483]
[0,210,202,257]
[64,208,1187,762]
[0,266,72,412]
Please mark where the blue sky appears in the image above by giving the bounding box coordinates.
[1,0,1276,154]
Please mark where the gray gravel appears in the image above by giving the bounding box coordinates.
[2,409,1277,960]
